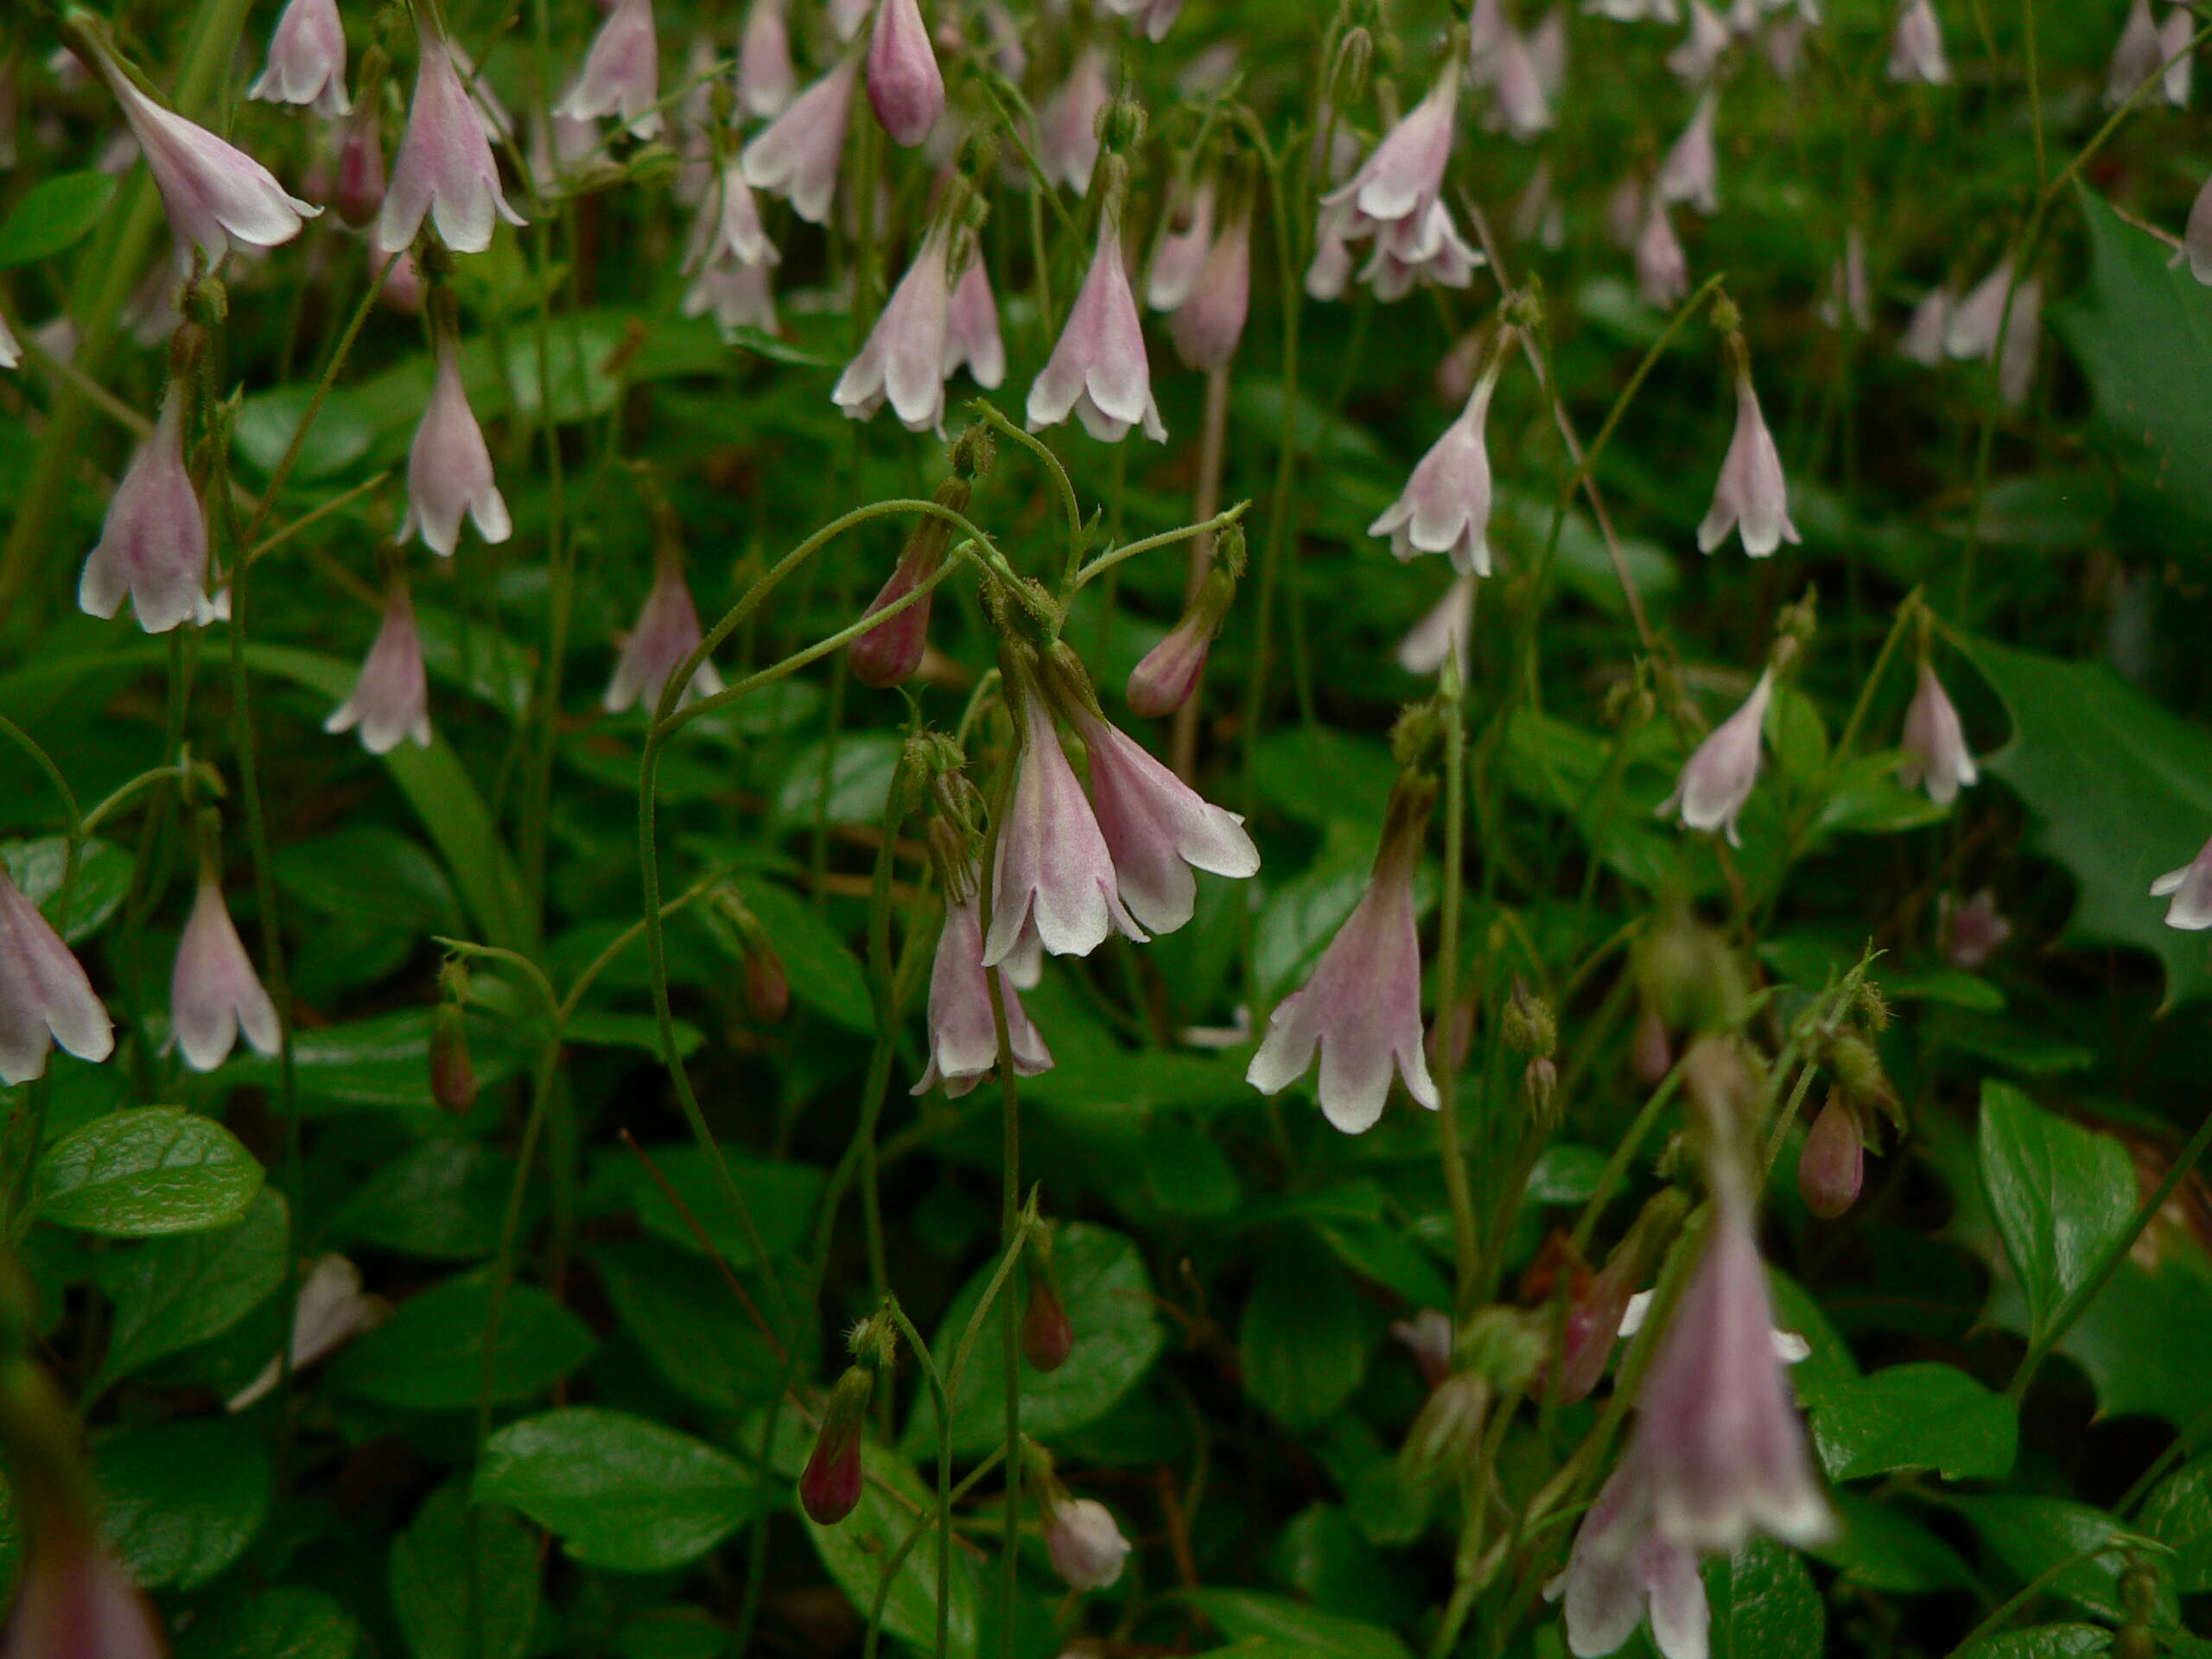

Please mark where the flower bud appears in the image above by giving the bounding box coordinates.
[1797,1095,1864,1219]
[1044,1496,1131,1590]
[1128,563,1234,719]
[1021,1269,1074,1373]
[744,942,791,1024]
[1333,27,1374,106]
[1523,1055,1558,1122]
[429,1001,477,1113]
[798,1366,874,1525]
[1399,1370,1489,1481]
[1630,1007,1673,1086]
[334,97,386,229]
[1502,982,1556,1057]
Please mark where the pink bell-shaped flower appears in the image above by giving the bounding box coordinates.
[1635,197,1689,308]
[946,256,1006,391]
[2152,836,2212,930]
[3,1522,167,1659]
[1037,50,1111,194]
[683,157,779,273]
[0,868,115,1086]
[982,684,1145,968]
[79,383,214,634]
[683,260,779,334]
[1548,1454,1710,1659]
[1370,345,1506,575]
[1897,660,1977,804]
[1391,1307,1455,1389]
[249,0,351,118]
[1247,776,1440,1133]
[830,0,874,40]
[605,552,722,713]
[1485,28,1554,140]
[867,0,944,147]
[1657,667,1772,845]
[1667,0,1732,80]
[1656,91,1719,215]
[86,33,319,265]
[1887,0,1950,83]
[1947,262,2017,363]
[1066,707,1259,937]
[1169,203,1252,371]
[404,327,511,556]
[1027,211,1166,442]
[1942,887,2012,969]
[325,578,433,753]
[741,54,859,226]
[2161,6,2195,105]
[556,0,663,138]
[1396,574,1476,683]
[1044,1497,1133,1591]
[740,0,797,117]
[227,1254,388,1410]
[1899,284,1950,363]
[1101,0,1186,41]
[913,861,1053,1096]
[1697,369,1799,557]
[1127,587,1224,718]
[2107,0,2165,107]
[836,219,957,431]
[334,99,387,228]
[378,22,526,253]
[0,313,18,372]
[172,871,282,1072]
[1146,179,1216,313]
[1309,59,1478,302]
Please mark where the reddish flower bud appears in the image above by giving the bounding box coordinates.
[798,1367,873,1526]
[744,942,791,1024]
[429,1001,477,1113]
[1021,1272,1074,1373]
[1797,1096,1865,1219]
[851,531,945,690]
[334,100,386,229]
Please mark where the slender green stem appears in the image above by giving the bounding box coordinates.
[969,402,1086,581]
[1070,502,1252,592]
[1433,678,1478,1307]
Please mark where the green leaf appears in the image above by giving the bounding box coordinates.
[273,826,462,933]
[96,1418,271,1591]
[2141,1458,2212,1592]
[390,1482,540,1659]
[178,1586,361,1659]
[1706,1537,1824,1659]
[772,734,902,827]
[789,1434,978,1659]
[1959,1629,2113,1659]
[1810,1362,2018,1482]
[1183,1590,1413,1659]
[34,1108,264,1236]
[698,879,873,1033]
[0,171,118,267]
[624,1145,824,1270]
[221,1009,524,1115]
[232,384,378,480]
[330,1138,523,1260]
[1955,633,2212,1007]
[591,1238,798,1409]
[1949,1495,2173,1623]
[1809,1491,1977,1593]
[908,1222,1167,1458]
[476,1408,765,1572]
[1240,1230,1370,1429]
[2,836,134,944]
[94,1188,289,1390]
[1976,1081,2136,1344]
[330,1274,597,1409]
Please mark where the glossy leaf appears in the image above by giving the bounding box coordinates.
[2,836,133,944]
[0,171,118,267]
[177,1586,362,1659]
[96,1418,271,1590]
[1240,1230,1370,1430]
[1811,1362,2018,1482]
[34,1108,264,1236]
[1706,1538,1824,1659]
[1184,1590,1413,1659]
[1977,1081,2136,1344]
[94,1189,289,1390]
[330,1274,597,1409]
[390,1483,539,1659]
[2141,1458,2212,1593]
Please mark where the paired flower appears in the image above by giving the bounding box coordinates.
[1888,0,1950,84]
[1658,667,1773,845]
[1698,366,1799,557]
[1370,337,1508,576]
[1168,196,1253,370]
[379,22,526,253]
[1102,0,1187,41]
[1550,1455,1709,1659]
[1028,207,1166,442]
[172,871,282,1072]
[2162,6,2196,106]
[1147,180,1216,313]
[1485,27,1555,141]
[85,30,318,266]
[1942,258,2041,404]
[1309,60,1482,303]
[605,553,721,713]
[914,859,1053,1097]
[1066,707,1259,937]
[556,0,663,138]
[742,55,859,226]
[836,219,962,432]
[249,0,351,118]
[867,0,944,147]
[80,382,216,635]
[682,261,779,334]
[2152,836,2212,930]
[326,579,433,753]
[1247,775,1440,1133]
[0,868,115,1087]
[1897,661,1977,804]
[404,325,512,556]
[1037,51,1111,194]
[683,158,779,273]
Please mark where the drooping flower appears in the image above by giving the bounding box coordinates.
[605,553,721,713]
[378,22,526,253]
[1065,708,1259,937]
[1309,59,1481,302]
[1370,344,1507,575]
[1169,201,1252,370]
[2161,6,2195,105]
[556,0,663,138]
[1667,0,1733,80]
[333,98,386,228]
[1044,1497,1133,1591]
[1531,8,1570,97]
[1037,50,1111,194]
[683,158,779,272]
[1899,284,1950,363]
[84,32,319,265]
[682,259,779,334]
[1658,668,1773,845]
[1128,569,1233,717]
[1697,370,1799,557]
[913,862,1053,1096]
[1027,211,1166,442]
[1511,159,1567,250]
[1486,27,1555,139]
[946,256,1006,390]
[1888,0,1950,84]
[404,329,511,556]
[850,525,945,689]
[741,54,858,225]
[1635,197,1689,308]
[1797,1096,1864,1217]
[1247,776,1440,1134]
[1101,0,1186,41]
[1548,1454,1711,1659]
[1763,14,1812,77]
[326,579,432,753]
[1621,1182,1834,1552]
[740,0,797,116]
[799,1366,872,1525]
[79,383,213,635]
[1585,0,1681,18]
[1470,0,1511,67]
[227,1255,388,1410]
[3,1522,168,1659]
[1996,274,2041,406]
[1942,887,2012,969]
[172,872,282,1072]
[1391,1308,1455,1389]
[1897,661,1977,804]
[1656,92,1719,214]
[2152,836,2212,930]
[2106,0,2166,108]
[1147,178,1216,312]
[249,0,351,118]
[0,312,18,372]
[982,687,1145,967]
[867,0,944,147]
[0,869,115,1087]
[1396,573,1477,683]
[836,219,957,431]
